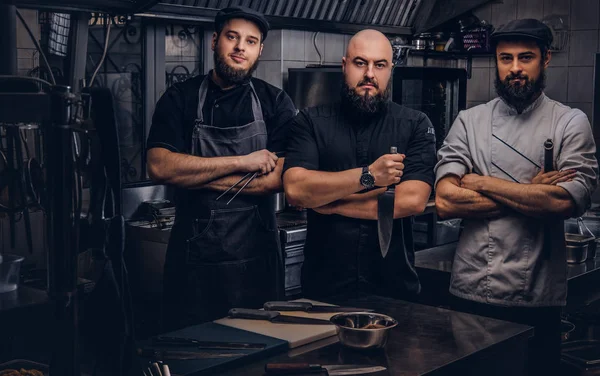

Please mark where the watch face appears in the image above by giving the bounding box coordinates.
[360,173,375,188]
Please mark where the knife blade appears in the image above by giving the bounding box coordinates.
[152,336,266,350]
[377,146,397,258]
[228,308,333,325]
[263,301,373,313]
[265,363,387,375]
[137,348,241,360]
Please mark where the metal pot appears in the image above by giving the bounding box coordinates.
[565,233,594,264]
[330,312,397,350]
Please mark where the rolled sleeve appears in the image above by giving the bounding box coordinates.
[146,86,186,153]
[283,110,320,174]
[401,114,436,187]
[434,111,473,186]
[556,110,599,217]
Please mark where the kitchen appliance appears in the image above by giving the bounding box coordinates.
[0,254,25,293]
[287,66,345,110]
[391,66,467,151]
[330,312,398,350]
[277,212,307,297]
[565,233,595,264]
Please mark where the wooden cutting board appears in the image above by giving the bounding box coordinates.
[214,299,340,349]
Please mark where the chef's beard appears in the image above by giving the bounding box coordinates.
[494,67,546,113]
[341,79,391,116]
[213,43,259,85]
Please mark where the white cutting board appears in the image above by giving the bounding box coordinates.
[214,299,339,348]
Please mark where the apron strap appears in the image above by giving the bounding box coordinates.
[248,81,264,122]
[196,76,211,124]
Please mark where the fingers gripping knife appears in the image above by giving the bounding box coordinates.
[377,146,397,258]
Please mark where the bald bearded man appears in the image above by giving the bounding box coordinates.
[283,30,436,299]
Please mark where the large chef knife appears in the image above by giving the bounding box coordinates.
[377,146,397,258]
[265,363,387,375]
[137,348,242,360]
[152,336,266,350]
[228,308,333,325]
[263,301,373,313]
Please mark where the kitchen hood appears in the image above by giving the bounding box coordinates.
[140,0,494,36]
[7,0,160,14]
[9,0,494,36]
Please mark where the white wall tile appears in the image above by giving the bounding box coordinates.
[472,2,492,22]
[489,66,497,101]
[569,30,598,66]
[550,50,569,66]
[517,0,545,19]
[282,30,305,61]
[304,31,325,63]
[467,67,491,102]
[567,102,593,122]
[545,66,568,102]
[544,0,569,17]
[323,33,345,64]
[261,29,282,60]
[570,0,599,30]
[259,60,283,88]
[491,0,518,29]
[472,56,491,68]
[567,66,594,102]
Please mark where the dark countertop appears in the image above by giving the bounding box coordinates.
[414,242,600,310]
[415,242,600,281]
[217,294,533,376]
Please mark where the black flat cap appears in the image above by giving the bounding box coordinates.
[215,6,270,41]
[491,18,553,47]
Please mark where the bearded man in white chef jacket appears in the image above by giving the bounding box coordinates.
[435,18,598,376]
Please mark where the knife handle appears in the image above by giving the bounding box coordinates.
[264,301,312,311]
[389,146,398,189]
[228,308,279,321]
[265,363,322,374]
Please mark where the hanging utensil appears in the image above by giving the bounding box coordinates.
[377,146,397,258]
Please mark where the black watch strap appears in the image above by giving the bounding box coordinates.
[362,166,369,174]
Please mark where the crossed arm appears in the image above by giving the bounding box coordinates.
[147,147,283,195]
[435,170,576,220]
[283,166,432,220]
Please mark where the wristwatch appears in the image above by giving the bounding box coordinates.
[360,166,375,189]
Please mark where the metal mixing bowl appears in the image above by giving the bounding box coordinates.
[330,312,398,350]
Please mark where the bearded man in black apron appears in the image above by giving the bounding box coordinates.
[146,6,297,330]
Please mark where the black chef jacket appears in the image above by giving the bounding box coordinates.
[283,101,436,299]
[147,73,297,216]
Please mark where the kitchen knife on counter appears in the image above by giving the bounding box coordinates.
[265,363,387,375]
[377,146,398,259]
[228,308,334,325]
[264,301,373,313]
[137,348,242,360]
[152,336,266,350]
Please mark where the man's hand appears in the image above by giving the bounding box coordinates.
[369,153,405,187]
[460,173,486,192]
[239,149,278,175]
[531,169,576,185]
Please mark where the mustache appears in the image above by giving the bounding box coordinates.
[505,73,528,81]
[357,78,378,88]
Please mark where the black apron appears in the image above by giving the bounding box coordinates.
[162,78,282,329]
